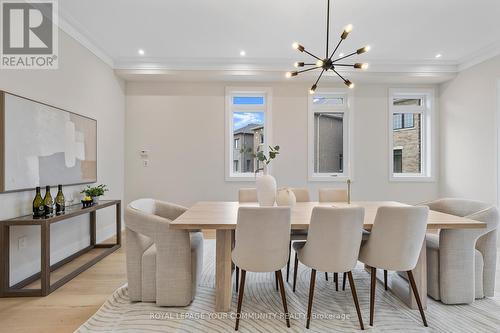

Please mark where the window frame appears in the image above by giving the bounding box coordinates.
[225,87,272,181]
[308,89,353,182]
[388,88,435,182]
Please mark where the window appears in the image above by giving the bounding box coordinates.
[308,91,351,181]
[389,89,435,181]
[225,87,272,181]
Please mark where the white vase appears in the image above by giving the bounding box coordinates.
[256,168,277,207]
[276,188,296,206]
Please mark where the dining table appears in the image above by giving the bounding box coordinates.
[170,201,486,312]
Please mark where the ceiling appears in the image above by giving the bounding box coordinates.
[58,0,500,82]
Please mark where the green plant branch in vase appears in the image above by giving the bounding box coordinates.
[254,145,280,175]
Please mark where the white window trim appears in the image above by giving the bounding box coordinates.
[225,87,273,182]
[308,89,353,182]
[388,88,436,182]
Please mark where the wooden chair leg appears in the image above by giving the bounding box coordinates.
[334,273,338,291]
[286,241,291,282]
[342,272,347,291]
[407,270,428,327]
[293,252,299,292]
[347,271,365,330]
[306,269,316,329]
[325,272,328,281]
[384,270,388,290]
[235,269,246,331]
[276,270,291,328]
[370,267,376,326]
[236,266,239,292]
[275,273,279,291]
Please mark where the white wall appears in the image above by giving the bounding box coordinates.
[0,32,125,285]
[439,55,500,204]
[126,81,439,207]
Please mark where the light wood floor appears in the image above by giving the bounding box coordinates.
[0,231,498,333]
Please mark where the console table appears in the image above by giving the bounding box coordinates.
[0,200,121,297]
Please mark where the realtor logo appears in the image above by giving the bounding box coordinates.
[1,0,58,69]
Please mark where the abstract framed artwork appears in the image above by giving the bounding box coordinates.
[0,91,97,193]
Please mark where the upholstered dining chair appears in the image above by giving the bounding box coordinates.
[291,188,311,202]
[238,188,258,203]
[293,206,365,329]
[359,206,429,327]
[318,188,348,202]
[421,198,499,304]
[236,188,279,292]
[125,199,203,306]
[232,207,292,330]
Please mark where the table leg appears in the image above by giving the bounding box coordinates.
[0,225,10,296]
[116,202,122,245]
[41,223,50,296]
[90,211,96,246]
[215,230,233,312]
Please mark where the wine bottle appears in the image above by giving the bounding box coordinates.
[55,184,65,215]
[32,187,45,219]
[43,185,54,217]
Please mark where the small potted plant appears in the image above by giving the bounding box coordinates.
[81,184,108,204]
[253,145,280,206]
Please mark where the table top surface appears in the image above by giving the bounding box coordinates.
[1,200,121,225]
[170,201,487,230]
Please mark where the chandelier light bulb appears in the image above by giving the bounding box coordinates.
[357,45,371,54]
[285,72,292,78]
[309,84,317,94]
[341,24,353,39]
[354,63,369,70]
[316,60,324,67]
[345,80,355,89]
[294,62,305,68]
[292,42,305,52]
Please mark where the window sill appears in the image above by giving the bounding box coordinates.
[389,175,435,182]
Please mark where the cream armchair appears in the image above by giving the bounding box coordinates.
[422,198,498,304]
[125,199,203,306]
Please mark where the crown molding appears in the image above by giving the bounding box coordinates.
[57,8,114,68]
[458,40,500,71]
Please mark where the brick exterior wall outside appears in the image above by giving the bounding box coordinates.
[393,113,421,173]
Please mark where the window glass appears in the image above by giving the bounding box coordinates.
[393,98,422,106]
[314,112,344,173]
[232,96,264,105]
[392,113,422,173]
[232,112,265,174]
[312,96,344,106]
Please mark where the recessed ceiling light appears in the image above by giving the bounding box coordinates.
[240,50,246,56]
[435,53,442,58]
[138,49,145,56]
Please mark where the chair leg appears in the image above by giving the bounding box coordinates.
[235,269,246,331]
[347,271,365,330]
[334,273,338,291]
[286,241,291,282]
[370,267,376,326]
[384,270,388,290]
[236,266,239,293]
[275,273,279,291]
[407,270,428,327]
[276,270,291,328]
[342,272,347,291]
[293,252,299,292]
[325,272,328,281]
[306,269,317,329]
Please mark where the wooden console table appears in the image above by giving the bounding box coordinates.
[0,200,121,297]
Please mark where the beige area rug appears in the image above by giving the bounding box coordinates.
[76,240,500,332]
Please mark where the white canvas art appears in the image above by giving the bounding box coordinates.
[1,92,97,192]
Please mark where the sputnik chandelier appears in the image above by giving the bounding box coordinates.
[286,0,370,94]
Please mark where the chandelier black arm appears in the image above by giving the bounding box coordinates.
[331,67,349,83]
[297,66,321,74]
[327,38,343,62]
[333,64,356,67]
[303,49,323,61]
[332,51,358,63]
[314,69,326,86]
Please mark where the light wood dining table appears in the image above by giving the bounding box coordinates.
[170,201,486,312]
